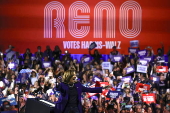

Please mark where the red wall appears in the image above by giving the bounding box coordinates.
[0,0,170,54]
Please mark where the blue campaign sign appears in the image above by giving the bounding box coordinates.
[106,91,121,99]
[92,76,102,82]
[130,40,139,47]
[139,59,149,66]
[112,55,122,62]
[121,76,132,82]
[125,66,135,74]
[0,97,17,106]
[138,50,147,57]
[137,65,147,73]
[128,48,139,53]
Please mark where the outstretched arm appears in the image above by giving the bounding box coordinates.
[82,85,102,93]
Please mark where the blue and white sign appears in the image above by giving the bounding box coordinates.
[139,59,148,66]
[92,76,102,82]
[150,75,159,82]
[130,40,139,47]
[84,57,90,62]
[125,66,135,74]
[106,91,121,99]
[143,57,152,62]
[138,50,147,57]
[137,65,147,73]
[112,55,122,62]
[0,95,17,106]
[128,48,138,53]
[42,61,51,68]
[121,76,132,82]
[101,62,113,72]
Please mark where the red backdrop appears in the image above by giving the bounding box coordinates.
[0,0,170,54]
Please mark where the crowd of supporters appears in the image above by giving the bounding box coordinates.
[0,43,170,113]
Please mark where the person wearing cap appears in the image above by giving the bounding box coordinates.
[5,45,15,61]
[54,70,102,113]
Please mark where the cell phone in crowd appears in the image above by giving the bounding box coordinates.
[65,50,68,53]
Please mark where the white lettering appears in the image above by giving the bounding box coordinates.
[69,1,90,38]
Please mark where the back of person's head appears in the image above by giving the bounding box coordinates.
[1,101,11,111]
[107,105,114,112]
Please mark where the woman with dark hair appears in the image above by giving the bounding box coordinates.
[23,48,32,61]
[89,49,102,65]
[53,45,62,60]
[54,70,103,113]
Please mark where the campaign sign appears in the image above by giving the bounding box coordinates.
[156,66,168,73]
[106,91,121,99]
[101,62,113,72]
[143,57,152,62]
[89,42,97,50]
[130,40,139,47]
[42,61,51,68]
[125,66,135,74]
[137,65,147,73]
[142,93,156,104]
[8,62,16,69]
[139,59,148,66]
[128,48,138,53]
[101,62,110,69]
[150,75,159,82]
[0,96,17,106]
[112,55,122,62]
[121,76,132,82]
[92,76,102,82]
[95,82,109,88]
[138,50,147,57]
[84,57,90,62]
[136,83,150,92]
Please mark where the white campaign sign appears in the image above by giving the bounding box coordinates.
[137,65,147,73]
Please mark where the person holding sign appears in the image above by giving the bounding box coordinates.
[89,49,102,65]
[109,46,120,64]
[54,70,103,113]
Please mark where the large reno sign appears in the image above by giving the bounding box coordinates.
[44,1,142,50]
[44,1,142,39]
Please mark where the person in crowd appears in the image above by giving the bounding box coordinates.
[23,48,32,62]
[5,45,16,61]
[167,46,170,68]
[89,49,102,65]
[53,45,62,60]
[109,46,121,64]
[35,46,43,63]
[44,45,53,60]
